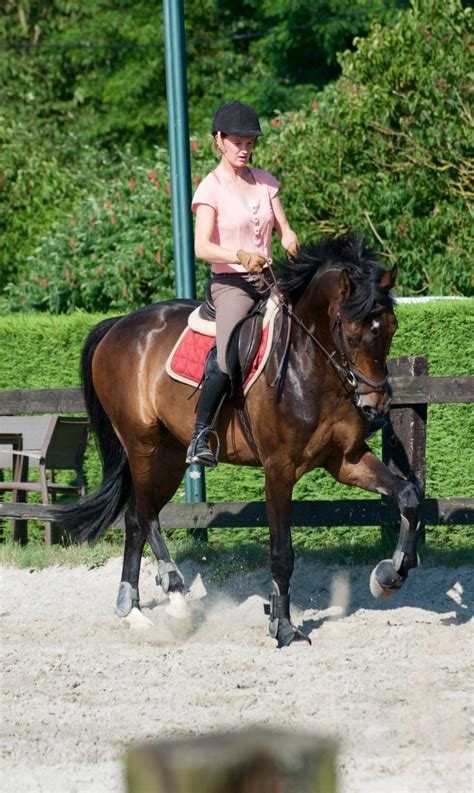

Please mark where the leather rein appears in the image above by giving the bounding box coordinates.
[260,264,389,403]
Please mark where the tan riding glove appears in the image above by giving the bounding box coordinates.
[286,241,301,260]
[236,249,268,274]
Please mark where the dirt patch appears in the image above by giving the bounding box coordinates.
[1,556,472,792]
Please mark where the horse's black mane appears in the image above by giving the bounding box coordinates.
[277,231,394,321]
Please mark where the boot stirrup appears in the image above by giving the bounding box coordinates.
[186,427,221,466]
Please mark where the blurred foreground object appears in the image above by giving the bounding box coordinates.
[126,727,337,792]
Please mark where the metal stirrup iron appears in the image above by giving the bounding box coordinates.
[187,426,221,466]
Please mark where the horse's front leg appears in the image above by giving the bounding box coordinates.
[264,462,311,647]
[327,444,422,598]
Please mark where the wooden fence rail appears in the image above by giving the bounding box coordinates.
[1,356,473,542]
[1,496,472,527]
[0,374,473,415]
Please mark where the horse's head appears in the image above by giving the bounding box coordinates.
[277,232,399,420]
[328,263,398,419]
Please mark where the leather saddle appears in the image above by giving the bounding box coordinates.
[187,285,290,406]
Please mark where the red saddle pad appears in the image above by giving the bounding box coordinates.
[167,324,271,394]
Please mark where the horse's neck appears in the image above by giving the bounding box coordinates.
[287,270,347,403]
[293,269,339,340]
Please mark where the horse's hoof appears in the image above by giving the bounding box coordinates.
[369,560,404,599]
[115,582,139,617]
[276,618,312,648]
[124,607,154,630]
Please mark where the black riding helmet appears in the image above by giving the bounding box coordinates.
[211,101,263,137]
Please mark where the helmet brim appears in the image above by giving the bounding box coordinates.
[212,127,263,137]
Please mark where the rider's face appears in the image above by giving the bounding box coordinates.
[221,135,256,168]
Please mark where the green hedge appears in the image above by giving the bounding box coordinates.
[0,301,472,513]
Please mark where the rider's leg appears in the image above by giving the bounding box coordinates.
[186,281,257,467]
[211,280,259,375]
[186,355,230,466]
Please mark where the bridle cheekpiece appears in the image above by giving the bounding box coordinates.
[261,265,390,412]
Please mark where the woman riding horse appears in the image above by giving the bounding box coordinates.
[186,100,299,468]
[53,233,422,647]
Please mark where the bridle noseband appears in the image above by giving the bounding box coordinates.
[331,312,389,393]
[260,265,389,407]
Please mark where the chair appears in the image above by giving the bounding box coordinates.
[0,416,90,544]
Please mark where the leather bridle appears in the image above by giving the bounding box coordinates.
[330,311,389,393]
[260,265,390,407]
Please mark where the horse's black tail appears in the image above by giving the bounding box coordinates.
[53,316,132,543]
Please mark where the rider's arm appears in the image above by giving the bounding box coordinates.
[271,195,299,254]
[194,204,241,264]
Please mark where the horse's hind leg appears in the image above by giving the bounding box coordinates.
[115,436,186,618]
[326,444,422,598]
[115,503,147,617]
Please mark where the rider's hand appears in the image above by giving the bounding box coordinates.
[286,241,300,260]
[236,249,268,274]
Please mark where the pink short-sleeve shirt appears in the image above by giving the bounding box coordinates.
[191,167,280,274]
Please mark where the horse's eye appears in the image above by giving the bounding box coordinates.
[347,335,358,348]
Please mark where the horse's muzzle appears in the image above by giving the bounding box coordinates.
[357,388,392,419]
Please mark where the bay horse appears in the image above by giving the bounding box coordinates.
[56,232,421,647]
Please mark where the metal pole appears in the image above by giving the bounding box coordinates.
[163,0,195,298]
[163,0,206,514]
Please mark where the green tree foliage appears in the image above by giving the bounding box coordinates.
[0,0,408,291]
[3,149,178,313]
[0,113,109,288]
[258,0,473,294]
[2,0,472,307]
[214,0,409,113]
[2,1,406,145]
[2,140,220,312]
[0,0,250,289]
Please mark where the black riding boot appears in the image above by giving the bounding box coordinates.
[186,360,230,467]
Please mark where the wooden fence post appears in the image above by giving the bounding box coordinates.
[126,728,338,793]
[382,355,428,548]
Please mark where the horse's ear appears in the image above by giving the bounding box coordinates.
[379,263,397,290]
[338,268,356,299]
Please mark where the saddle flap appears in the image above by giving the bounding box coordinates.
[239,312,264,374]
